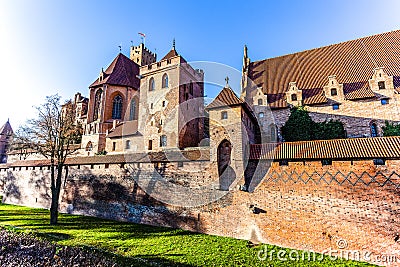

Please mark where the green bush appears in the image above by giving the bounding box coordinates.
[281,106,346,141]
[382,120,400,136]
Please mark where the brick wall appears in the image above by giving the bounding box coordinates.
[2,158,400,264]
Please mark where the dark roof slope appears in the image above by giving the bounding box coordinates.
[160,48,187,63]
[250,136,400,160]
[0,120,13,136]
[248,30,400,108]
[206,86,245,109]
[90,53,140,88]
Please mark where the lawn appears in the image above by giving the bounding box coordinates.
[0,203,374,266]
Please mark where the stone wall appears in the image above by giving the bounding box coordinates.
[2,158,400,264]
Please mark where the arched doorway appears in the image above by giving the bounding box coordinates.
[217,140,235,190]
[217,139,231,175]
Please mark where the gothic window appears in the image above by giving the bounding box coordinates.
[331,88,337,96]
[270,124,277,141]
[160,135,167,147]
[258,112,264,118]
[162,74,169,88]
[378,81,385,89]
[370,122,378,137]
[129,98,137,120]
[149,77,155,91]
[291,94,297,101]
[258,99,263,105]
[112,95,123,120]
[93,89,102,121]
[221,111,228,120]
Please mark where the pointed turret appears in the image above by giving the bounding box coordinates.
[0,120,13,163]
[241,45,251,99]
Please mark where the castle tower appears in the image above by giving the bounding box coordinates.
[138,42,205,151]
[130,43,157,66]
[0,120,13,163]
[206,81,260,190]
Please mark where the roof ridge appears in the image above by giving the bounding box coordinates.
[252,29,400,64]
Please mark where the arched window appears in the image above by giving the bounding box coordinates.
[162,74,169,88]
[93,89,102,121]
[129,98,137,120]
[370,122,378,137]
[112,95,123,120]
[258,112,264,118]
[86,141,93,151]
[270,124,277,142]
[258,99,263,105]
[291,94,297,101]
[331,88,337,96]
[160,135,167,147]
[149,77,155,91]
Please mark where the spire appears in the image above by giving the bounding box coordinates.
[173,38,176,50]
[244,45,248,58]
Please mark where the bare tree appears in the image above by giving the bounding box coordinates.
[15,95,81,225]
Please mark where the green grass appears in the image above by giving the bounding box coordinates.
[0,203,375,266]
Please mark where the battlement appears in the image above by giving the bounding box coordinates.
[130,43,157,66]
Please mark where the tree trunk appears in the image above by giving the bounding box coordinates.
[50,165,63,225]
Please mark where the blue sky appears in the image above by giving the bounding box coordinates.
[1,0,400,128]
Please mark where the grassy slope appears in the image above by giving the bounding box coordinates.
[0,203,374,267]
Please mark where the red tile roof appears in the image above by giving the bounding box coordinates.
[160,48,187,63]
[248,30,400,108]
[206,86,245,109]
[107,121,138,138]
[250,136,400,160]
[90,53,140,88]
[7,149,210,167]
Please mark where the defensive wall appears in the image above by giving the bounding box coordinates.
[1,137,400,265]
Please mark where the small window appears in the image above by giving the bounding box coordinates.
[160,135,167,147]
[221,111,228,120]
[149,78,155,91]
[162,74,169,88]
[321,159,332,166]
[150,103,153,109]
[331,88,337,96]
[125,140,131,149]
[258,99,263,105]
[381,99,388,105]
[258,112,264,118]
[378,81,385,89]
[189,81,193,95]
[291,94,297,101]
[373,158,385,165]
[332,104,339,110]
[112,142,116,151]
[162,101,166,107]
[178,162,184,167]
[370,123,378,137]
[148,140,153,150]
[105,163,109,169]
[160,119,163,125]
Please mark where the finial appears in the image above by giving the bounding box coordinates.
[130,40,133,47]
[173,38,176,50]
[225,76,230,87]
[118,44,122,53]
[244,45,248,58]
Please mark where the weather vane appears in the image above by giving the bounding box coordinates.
[225,76,229,87]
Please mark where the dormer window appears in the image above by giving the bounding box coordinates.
[378,81,385,89]
[291,94,297,101]
[331,88,337,96]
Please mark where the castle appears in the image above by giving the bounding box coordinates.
[3,31,400,262]
[67,30,400,159]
